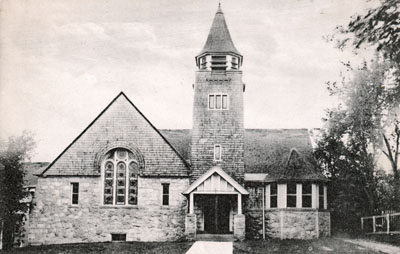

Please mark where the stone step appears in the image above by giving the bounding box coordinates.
[195,234,234,242]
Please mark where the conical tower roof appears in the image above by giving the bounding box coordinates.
[198,4,241,56]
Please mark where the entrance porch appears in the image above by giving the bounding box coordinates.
[183,166,248,240]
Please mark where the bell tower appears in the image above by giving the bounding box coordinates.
[191,4,245,183]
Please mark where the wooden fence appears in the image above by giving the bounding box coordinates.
[361,212,400,234]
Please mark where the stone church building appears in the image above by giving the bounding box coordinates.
[28,5,330,245]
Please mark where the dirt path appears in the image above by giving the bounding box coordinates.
[338,238,400,254]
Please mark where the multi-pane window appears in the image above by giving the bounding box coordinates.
[162,183,170,206]
[302,182,312,208]
[214,144,221,161]
[103,148,139,205]
[208,94,228,110]
[248,185,264,209]
[270,183,277,208]
[287,183,297,208]
[319,184,324,209]
[71,183,79,205]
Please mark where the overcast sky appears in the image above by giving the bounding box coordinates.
[0,0,379,162]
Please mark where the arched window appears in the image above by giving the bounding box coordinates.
[103,148,139,205]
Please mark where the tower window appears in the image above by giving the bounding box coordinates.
[222,95,228,109]
[214,145,221,161]
[216,95,221,109]
[208,94,228,110]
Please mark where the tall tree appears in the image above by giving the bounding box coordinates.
[315,59,394,233]
[0,131,36,249]
[344,0,400,193]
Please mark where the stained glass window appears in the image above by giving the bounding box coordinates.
[103,148,140,205]
[128,162,139,205]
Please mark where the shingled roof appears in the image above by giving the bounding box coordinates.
[197,4,241,57]
[160,129,326,182]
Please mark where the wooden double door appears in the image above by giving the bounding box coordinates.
[203,195,233,234]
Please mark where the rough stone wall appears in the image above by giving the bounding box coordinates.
[28,176,189,245]
[318,211,331,237]
[191,70,244,183]
[246,209,330,239]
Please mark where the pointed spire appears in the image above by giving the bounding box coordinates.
[197,4,241,56]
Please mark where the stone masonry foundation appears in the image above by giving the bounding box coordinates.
[246,209,330,239]
[28,176,189,245]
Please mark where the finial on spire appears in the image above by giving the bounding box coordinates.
[217,1,223,14]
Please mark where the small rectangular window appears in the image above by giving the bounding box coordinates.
[270,183,277,208]
[287,182,297,208]
[302,182,312,208]
[319,184,324,209]
[216,95,221,109]
[214,145,221,161]
[71,183,79,205]
[111,234,126,241]
[162,183,169,206]
[222,95,228,109]
[209,95,215,109]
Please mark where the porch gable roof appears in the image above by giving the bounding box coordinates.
[182,166,249,195]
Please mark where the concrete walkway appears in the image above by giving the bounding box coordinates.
[186,241,233,254]
[339,238,400,254]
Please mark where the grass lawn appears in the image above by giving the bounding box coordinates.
[234,238,384,253]
[0,241,194,254]
[0,238,389,253]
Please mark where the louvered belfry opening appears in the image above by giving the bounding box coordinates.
[211,55,227,72]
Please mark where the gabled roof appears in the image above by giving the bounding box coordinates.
[40,92,189,177]
[183,166,249,195]
[197,4,241,57]
[161,128,327,181]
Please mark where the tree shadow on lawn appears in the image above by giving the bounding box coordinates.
[234,238,384,254]
[0,241,194,254]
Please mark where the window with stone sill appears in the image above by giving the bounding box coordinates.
[162,183,170,206]
[103,148,139,206]
[71,182,79,205]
